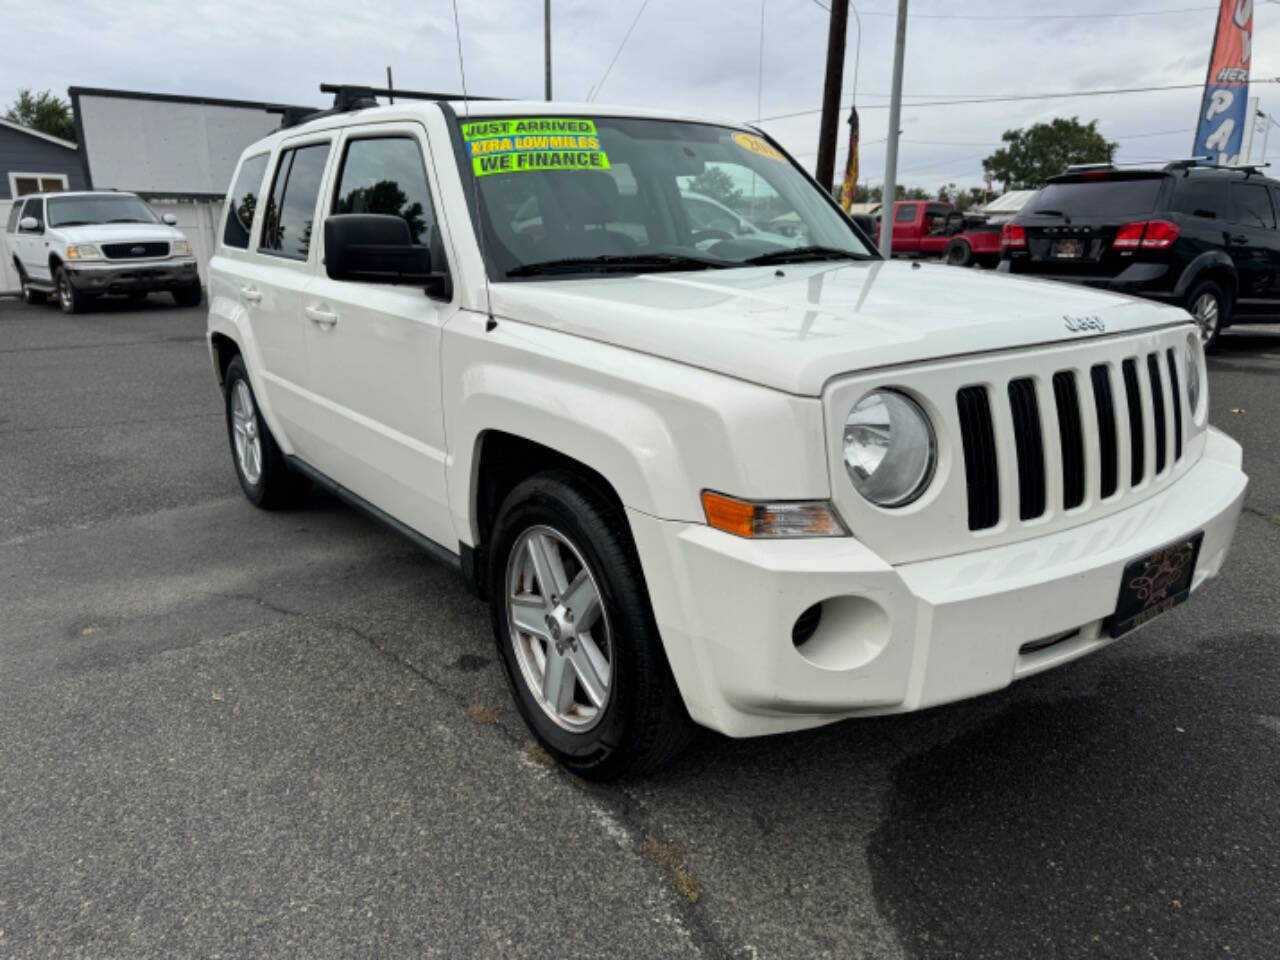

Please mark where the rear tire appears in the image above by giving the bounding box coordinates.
[488,471,692,780]
[945,239,973,267]
[18,265,46,305]
[1185,278,1229,350]
[223,355,307,509]
[172,282,203,308]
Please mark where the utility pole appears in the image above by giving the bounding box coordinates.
[545,0,553,100]
[878,0,908,259]
[815,0,849,195]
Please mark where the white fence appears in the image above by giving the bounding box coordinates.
[0,197,222,296]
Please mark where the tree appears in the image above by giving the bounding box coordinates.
[687,167,741,207]
[983,117,1115,190]
[4,89,75,143]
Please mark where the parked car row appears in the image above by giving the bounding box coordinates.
[4,190,202,312]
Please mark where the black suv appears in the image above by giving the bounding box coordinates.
[999,162,1280,347]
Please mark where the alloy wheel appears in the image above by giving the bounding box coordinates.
[1191,292,1219,343]
[505,525,613,732]
[230,380,263,485]
[58,273,72,310]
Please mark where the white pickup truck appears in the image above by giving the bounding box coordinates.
[207,93,1247,779]
[5,190,201,312]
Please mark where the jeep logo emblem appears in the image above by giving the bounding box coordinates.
[131,245,147,255]
[1063,314,1105,333]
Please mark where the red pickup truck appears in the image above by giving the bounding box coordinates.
[874,200,1002,268]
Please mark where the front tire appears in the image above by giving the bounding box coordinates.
[172,282,203,308]
[489,472,692,780]
[1186,279,1229,350]
[223,355,306,509]
[55,267,90,314]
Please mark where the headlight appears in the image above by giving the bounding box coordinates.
[1185,333,1203,418]
[172,239,192,256]
[65,244,101,260]
[843,389,936,507]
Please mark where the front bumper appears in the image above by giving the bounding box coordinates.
[629,427,1246,738]
[64,257,199,293]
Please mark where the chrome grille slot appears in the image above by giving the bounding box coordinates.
[956,386,1000,531]
[1052,371,1086,510]
[1007,378,1045,521]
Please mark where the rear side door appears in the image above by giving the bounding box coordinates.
[300,122,457,548]
[1226,180,1276,312]
[17,198,50,280]
[243,136,333,453]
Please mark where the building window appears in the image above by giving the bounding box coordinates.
[9,173,69,197]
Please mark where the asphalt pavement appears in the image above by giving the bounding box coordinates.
[1,295,1277,959]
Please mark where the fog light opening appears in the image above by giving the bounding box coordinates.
[792,603,824,648]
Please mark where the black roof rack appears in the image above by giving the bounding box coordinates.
[280,83,503,129]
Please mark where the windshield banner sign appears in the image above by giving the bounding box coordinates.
[1193,0,1253,164]
[461,118,611,177]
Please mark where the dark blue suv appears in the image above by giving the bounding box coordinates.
[999,161,1280,348]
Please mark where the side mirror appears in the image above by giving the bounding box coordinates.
[162,213,178,226]
[324,213,433,285]
[19,216,40,232]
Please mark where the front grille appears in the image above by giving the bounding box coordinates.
[956,350,1188,532]
[102,241,169,260]
[1052,371,1086,509]
[956,386,1000,530]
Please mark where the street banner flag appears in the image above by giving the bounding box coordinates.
[839,105,860,212]
[1193,0,1253,164]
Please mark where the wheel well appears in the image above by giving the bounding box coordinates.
[1191,267,1236,305]
[468,431,626,600]
[209,333,241,386]
[48,254,62,276]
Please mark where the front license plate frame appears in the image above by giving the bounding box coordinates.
[1106,533,1204,638]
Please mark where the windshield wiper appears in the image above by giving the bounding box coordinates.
[506,253,731,278]
[742,245,873,266]
[107,218,146,223]
[53,220,91,227]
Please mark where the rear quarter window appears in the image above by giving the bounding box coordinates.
[1170,178,1228,220]
[223,153,269,249]
[1230,182,1276,229]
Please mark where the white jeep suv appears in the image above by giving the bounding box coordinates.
[6,190,201,312]
[207,93,1247,779]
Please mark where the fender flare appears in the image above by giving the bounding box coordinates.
[1173,250,1236,302]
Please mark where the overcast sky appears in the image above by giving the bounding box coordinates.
[4,0,1278,191]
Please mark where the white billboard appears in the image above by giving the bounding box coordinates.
[71,88,301,197]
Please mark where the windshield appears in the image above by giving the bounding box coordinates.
[1025,177,1165,220]
[457,114,874,279]
[47,195,160,228]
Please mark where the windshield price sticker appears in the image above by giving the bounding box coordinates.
[732,132,786,163]
[462,118,611,177]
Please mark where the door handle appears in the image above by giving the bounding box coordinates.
[305,304,338,327]
[1231,235,1249,244]
[239,285,263,303]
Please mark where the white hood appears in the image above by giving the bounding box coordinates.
[487,260,1191,396]
[56,223,184,245]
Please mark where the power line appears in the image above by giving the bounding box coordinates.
[587,0,652,102]
[757,79,1280,122]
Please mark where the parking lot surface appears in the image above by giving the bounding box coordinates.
[1,297,1278,959]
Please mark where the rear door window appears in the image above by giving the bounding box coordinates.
[223,153,269,249]
[1230,182,1276,229]
[260,142,331,260]
[1171,178,1228,220]
[1027,177,1164,219]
